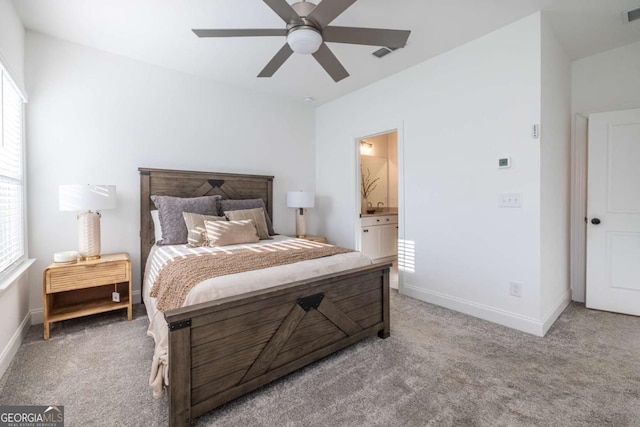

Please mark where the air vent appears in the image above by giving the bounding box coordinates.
[372,47,398,58]
[623,6,640,23]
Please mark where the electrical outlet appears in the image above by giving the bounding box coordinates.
[509,281,522,297]
[499,193,523,208]
[112,292,120,302]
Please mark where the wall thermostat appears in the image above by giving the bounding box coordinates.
[498,157,512,169]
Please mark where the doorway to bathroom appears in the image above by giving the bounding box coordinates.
[356,130,400,289]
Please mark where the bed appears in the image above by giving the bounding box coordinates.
[139,167,391,426]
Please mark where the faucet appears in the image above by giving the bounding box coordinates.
[377,202,384,209]
[367,201,372,208]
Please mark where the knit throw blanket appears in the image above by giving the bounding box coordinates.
[150,244,353,312]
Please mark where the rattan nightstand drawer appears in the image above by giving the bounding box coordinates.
[47,261,128,293]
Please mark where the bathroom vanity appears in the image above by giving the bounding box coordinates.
[360,213,398,261]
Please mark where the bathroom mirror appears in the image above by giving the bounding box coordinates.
[361,155,388,208]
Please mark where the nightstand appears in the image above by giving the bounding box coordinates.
[42,253,132,340]
[297,235,328,244]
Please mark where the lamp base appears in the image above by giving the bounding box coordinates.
[78,211,102,260]
[295,209,307,238]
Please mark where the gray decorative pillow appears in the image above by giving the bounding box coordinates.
[205,219,260,247]
[219,198,275,235]
[183,212,227,247]
[150,195,221,245]
[225,208,272,240]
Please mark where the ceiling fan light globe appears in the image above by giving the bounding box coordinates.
[287,27,322,54]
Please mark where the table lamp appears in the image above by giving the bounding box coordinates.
[287,191,314,238]
[59,184,117,260]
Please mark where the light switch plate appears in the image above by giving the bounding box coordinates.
[499,193,523,208]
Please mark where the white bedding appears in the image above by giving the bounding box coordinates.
[143,236,372,397]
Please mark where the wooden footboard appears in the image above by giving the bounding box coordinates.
[164,262,391,427]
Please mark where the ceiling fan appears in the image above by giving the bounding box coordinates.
[192,0,411,82]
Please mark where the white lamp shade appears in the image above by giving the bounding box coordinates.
[287,191,315,208]
[287,28,322,54]
[59,185,117,211]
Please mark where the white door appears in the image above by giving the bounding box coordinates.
[586,108,640,315]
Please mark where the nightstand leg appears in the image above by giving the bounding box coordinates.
[127,278,132,320]
[43,322,50,340]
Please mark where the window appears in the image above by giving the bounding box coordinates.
[0,67,26,276]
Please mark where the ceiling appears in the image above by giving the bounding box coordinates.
[12,0,640,105]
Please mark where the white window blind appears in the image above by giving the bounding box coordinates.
[0,68,25,275]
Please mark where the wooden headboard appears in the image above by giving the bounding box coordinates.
[139,167,274,283]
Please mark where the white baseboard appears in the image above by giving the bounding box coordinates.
[30,308,43,325]
[0,311,31,379]
[402,285,547,337]
[541,289,572,335]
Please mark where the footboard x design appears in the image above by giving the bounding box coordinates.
[242,293,362,382]
[165,263,390,427]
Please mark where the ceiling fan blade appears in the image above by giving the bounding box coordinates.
[322,26,411,49]
[192,29,287,38]
[307,0,356,28]
[312,43,349,82]
[262,0,303,25]
[258,44,294,77]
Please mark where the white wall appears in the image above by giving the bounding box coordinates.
[540,16,571,330]
[316,14,547,335]
[572,40,640,116]
[0,0,30,379]
[25,32,315,319]
[570,40,640,302]
[0,274,30,377]
[0,0,24,91]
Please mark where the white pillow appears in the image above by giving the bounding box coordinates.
[151,210,163,243]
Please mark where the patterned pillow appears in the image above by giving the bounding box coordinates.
[150,195,221,245]
[182,212,227,247]
[219,198,276,235]
[205,219,260,247]
[224,208,272,240]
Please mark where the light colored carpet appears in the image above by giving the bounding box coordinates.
[1,291,639,426]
